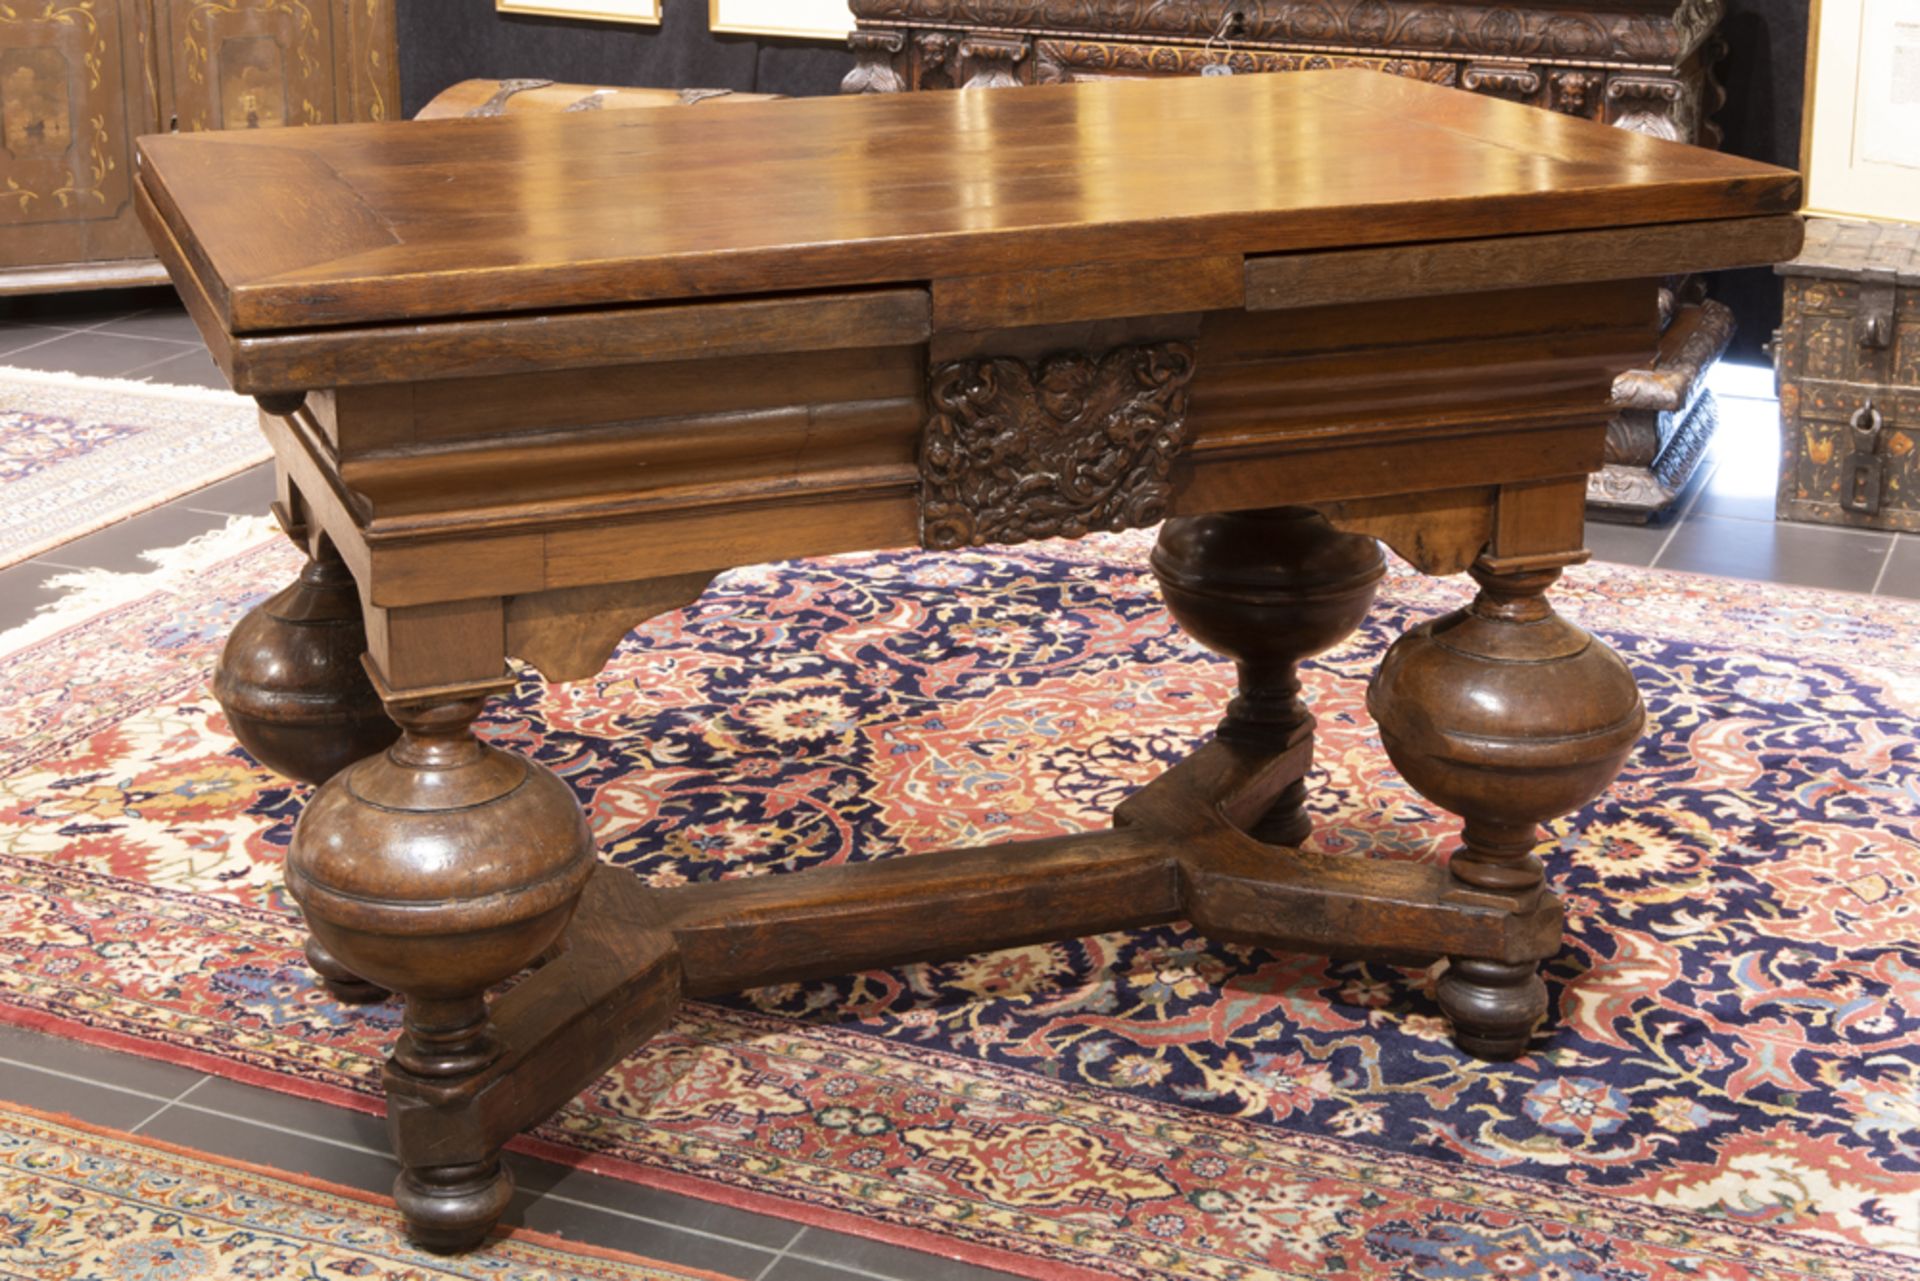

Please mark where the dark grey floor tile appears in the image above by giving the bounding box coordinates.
[0,323,67,358]
[519,1191,779,1278]
[1876,535,1920,600]
[0,560,77,632]
[788,1226,1023,1280]
[184,462,277,517]
[0,1059,185,1130]
[1656,512,1892,593]
[173,1072,393,1154]
[132,346,233,390]
[92,305,205,346]
[34,497,230,573]
[1690,481,1780,522]
[1583,518,1669,568]
[0,1022,208,1099]
[141,1101,402,1194]
[4,328,205,378]
[538,1163,803,1249]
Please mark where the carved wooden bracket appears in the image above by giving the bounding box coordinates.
[1607,74,1688,141]
[1461,61,1541,100]
[920,342,1197,550]
[959,35,1027,89]
[506,573,717,683]
[841,30,907,94]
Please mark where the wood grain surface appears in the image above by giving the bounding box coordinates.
[138,69,1799,335]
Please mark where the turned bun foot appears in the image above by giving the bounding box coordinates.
[287,693,597,1079]
[213,545,399,787]
[1246,779,1313,848]
[1438,957,1548,1060]
[394,1160,514,1253]
[305,935,389,1004]
[1366,563,1644,891]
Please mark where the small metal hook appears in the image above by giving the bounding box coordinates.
[1203,8,1245,75]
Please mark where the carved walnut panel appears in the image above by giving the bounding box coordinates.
[921,343,1198,550]
[162,0,339,133]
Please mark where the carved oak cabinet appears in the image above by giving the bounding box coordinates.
[0,0,397,295]
[845,0,1735,520]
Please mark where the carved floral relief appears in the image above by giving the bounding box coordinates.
[849,0,1720,64]
[921,343,1198,550]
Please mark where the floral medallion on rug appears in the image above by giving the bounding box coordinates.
[0,521,1916,1281]
[0,366,267,570]
[0,1101,737,1280]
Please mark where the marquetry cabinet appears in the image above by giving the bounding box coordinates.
[1,0,397,295]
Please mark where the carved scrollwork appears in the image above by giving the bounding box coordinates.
[841,30,907,93]
[1607,73,1691,142]
[920,342,1198,550]
[959,35,1027,88]
[1461,60,1541,99]
[849,0,1701,64]
[1033,38,1457,85]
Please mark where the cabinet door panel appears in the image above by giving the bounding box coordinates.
[0,0,155,268]
[162,0,339,133]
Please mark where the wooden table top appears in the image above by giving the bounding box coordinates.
[137,69,1799,336]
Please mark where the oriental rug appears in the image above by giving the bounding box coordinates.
[0,367,267,571]
[0,1100,738,1280]
[1,519,1917,1281]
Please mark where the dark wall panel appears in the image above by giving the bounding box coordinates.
[1711,0,1810,363]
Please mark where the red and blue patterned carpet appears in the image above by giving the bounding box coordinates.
[1,526,1916,1280]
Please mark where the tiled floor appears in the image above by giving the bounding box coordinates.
[0,291,1913,1279]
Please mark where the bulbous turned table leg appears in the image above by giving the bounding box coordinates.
[286,691,597,1251]
[213,541,400,1003]
[1367,560,1644,1060]
[212,541,400,788]
[1152,507,1385,846]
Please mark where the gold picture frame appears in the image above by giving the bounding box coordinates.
[496,0,661,25]
[709,0,852,40]
[1801,0,1920,224]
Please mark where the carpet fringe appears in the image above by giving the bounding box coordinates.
[0,514,278,657]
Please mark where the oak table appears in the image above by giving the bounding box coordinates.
[133,71,1801,1251]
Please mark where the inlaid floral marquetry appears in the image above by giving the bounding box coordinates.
[2,0,394,286]
[0,1,126,225]
[167,0,332,133]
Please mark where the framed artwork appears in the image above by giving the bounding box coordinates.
[1801,0,1920,223]
[495,0,661,24]
[710,0,853,39]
